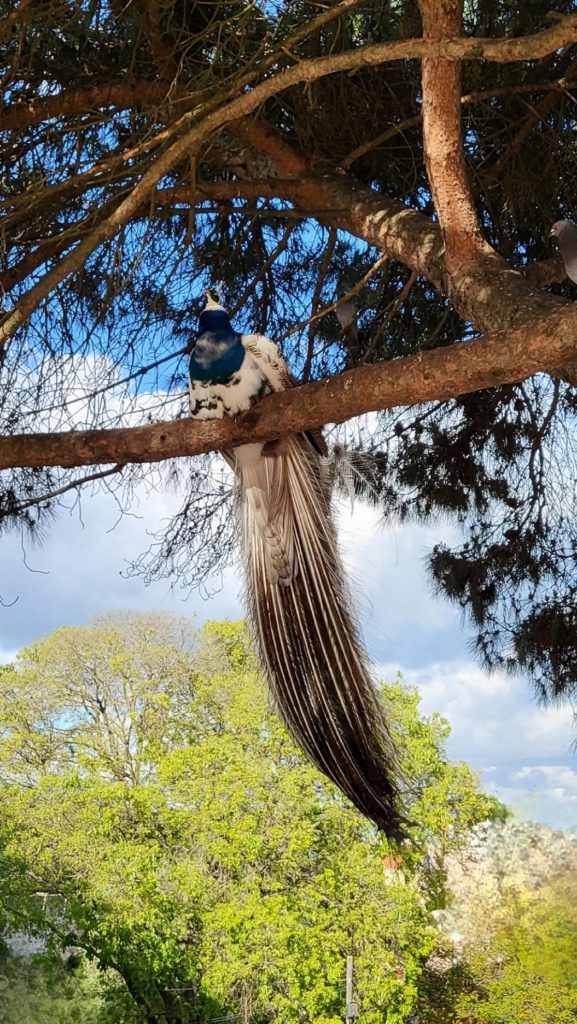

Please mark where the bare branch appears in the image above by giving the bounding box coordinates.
[0,82,168,133]
[2,302,577,472]
[340,77,577,170]
[8,465,124,513]
[361,270,418,363]
[231,224,296,315]
[303,228,337,381]
[495,95,559,177]
[277,253,390,343]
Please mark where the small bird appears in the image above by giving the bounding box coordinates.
[550,220,577,285]
[335,297,359,346]
[189,289,405,838]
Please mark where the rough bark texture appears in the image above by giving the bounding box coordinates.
[234,120,573,344]
[3,302,576,471]
[3,14,577,347]
[418,0,489,271]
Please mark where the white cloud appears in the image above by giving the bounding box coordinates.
[399,659,576,763]
[372,656,577,827]
[336,501,468,667]
[484,763,577,827]
[1,481,242,652]
[514,764,577,801]
[2,358,241,650]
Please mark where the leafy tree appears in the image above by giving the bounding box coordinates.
[0,613,500,1024]
[1,1,577,702]
[0,950,134,1024]
[456,886,577,1024]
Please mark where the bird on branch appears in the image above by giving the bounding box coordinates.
[188,289,406,839]
[550,220,577,285]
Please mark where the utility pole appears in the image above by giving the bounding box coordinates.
[345,955,359,1023]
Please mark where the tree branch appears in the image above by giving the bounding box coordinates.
[2,303,577,471]
[523,257,569,288]
[277,252,390,342]
[0,0,370,133]
[3,14,577,349]
[418,0,488,271]
[0,82,168,133]
[234,121,564,328]
[133,0,180,86]
[494,93,559,176]
[9,465,124,513]
[304,227,338,380]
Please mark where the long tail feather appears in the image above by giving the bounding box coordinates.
[235,436,406,838]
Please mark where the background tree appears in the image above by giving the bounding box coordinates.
[0,613,501,1024]
[1,0,577,697]
[455,886,577,1024]
[0,950,131,1024]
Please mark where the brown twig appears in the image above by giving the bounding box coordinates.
[362,270,418,363]
[278,253,390,343]
[339,77,577,170]
[0,82,169,133]
[231,224,295,316]
[8,464,125,513]
[0,0,371,138]
[303,227,337,381]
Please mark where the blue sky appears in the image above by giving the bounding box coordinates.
[1,470,576,830]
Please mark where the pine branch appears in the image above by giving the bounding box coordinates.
[2,302,576,471]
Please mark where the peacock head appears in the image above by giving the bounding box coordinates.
[203,287,226,311]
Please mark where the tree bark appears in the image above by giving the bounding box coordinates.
[2,302,576,471]
[418,0,489,271]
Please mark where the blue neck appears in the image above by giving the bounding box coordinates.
[190,307,244,383]
[198,309,234,334]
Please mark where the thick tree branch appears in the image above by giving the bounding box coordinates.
[523,257,569,288]
[419,0,488,271]
[133,0,180,86]
[201,121,577,383]
[235,121,565,329]
[2,303,577,471]
[0,82,169,133]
